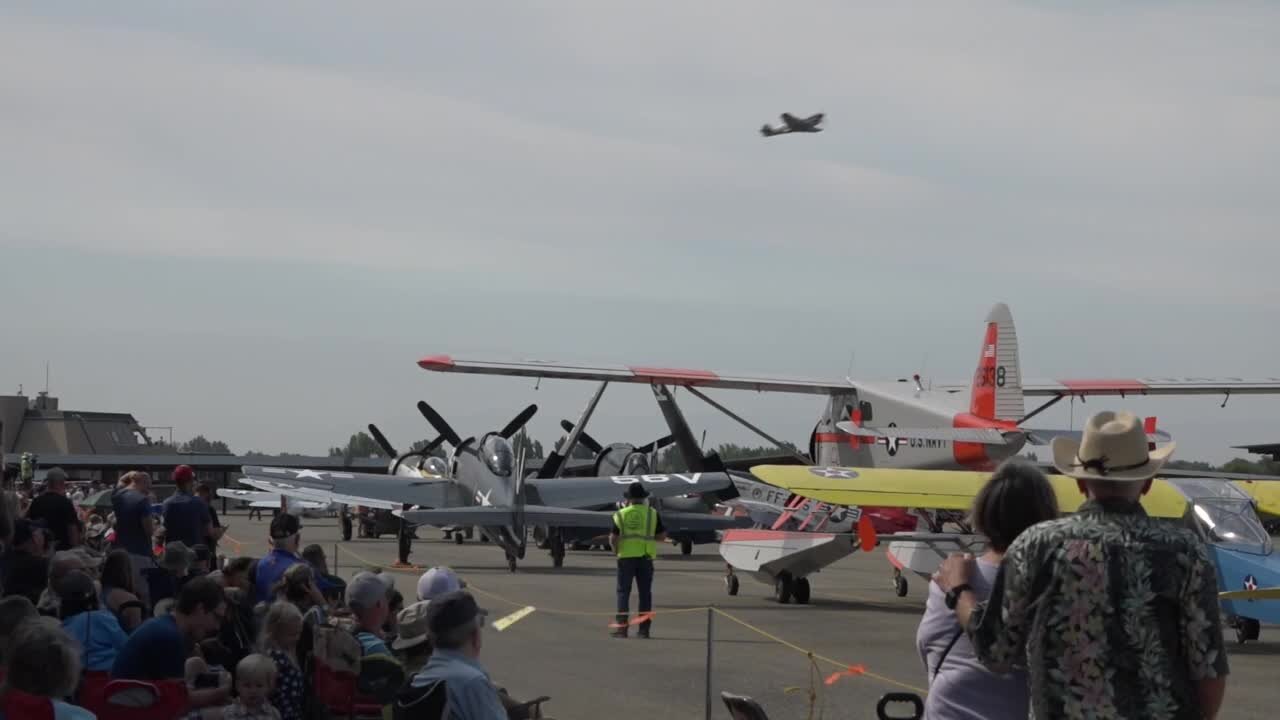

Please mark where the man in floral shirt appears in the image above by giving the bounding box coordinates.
[936,410,1229,720]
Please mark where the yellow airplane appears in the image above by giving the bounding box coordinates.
[748,464,1189,519]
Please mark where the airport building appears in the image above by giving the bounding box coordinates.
[0,391,386,497]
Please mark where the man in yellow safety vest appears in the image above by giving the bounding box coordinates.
[610,481,666,638]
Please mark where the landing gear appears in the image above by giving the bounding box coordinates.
[774,571,794,604]
[550,534,566,569]
[772,571,811,604]
[893,569,909,597]
[1235,617,1261,644]
[794,577,811,605]
[454,533,464,545]
[680,538,693,556]
[725,565,740,596]
[506,552,518,573]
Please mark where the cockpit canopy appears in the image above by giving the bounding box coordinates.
[481,434,515,477]
[1169,478,1272,555]
[421,456,448,477]
[621,453,651,475]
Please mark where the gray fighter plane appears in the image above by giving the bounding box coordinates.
[239,400,736,571]
[760,112,824,137]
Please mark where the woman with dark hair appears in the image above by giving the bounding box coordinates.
[915,458,1059,720]
[99,549,145,631]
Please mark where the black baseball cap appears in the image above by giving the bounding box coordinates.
[269,513,302,540]
[625,481,649,499]
[426,590,488,636]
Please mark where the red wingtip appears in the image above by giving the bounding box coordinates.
[417,354,456,370]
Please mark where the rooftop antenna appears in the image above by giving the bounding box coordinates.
[44,361,50,394]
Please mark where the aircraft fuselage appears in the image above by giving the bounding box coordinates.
[811,383,1025,471]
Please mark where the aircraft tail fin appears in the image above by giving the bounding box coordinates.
[969,303,1025,422]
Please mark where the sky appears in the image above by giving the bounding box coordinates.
[4,2,1279,463]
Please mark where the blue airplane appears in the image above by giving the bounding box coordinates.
[1167,477,1280,644]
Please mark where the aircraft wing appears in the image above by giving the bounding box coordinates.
[524,472,734,509]
[238,478,403,511]
[834,422,1010,445]
[1025,428,1171,445]
[402,505,617,529]
[1220,587,1280,601]
[418,355,852,395]
[749,465,1189,519]
[216,488,281,504]
[660,510,746,532]
[239,466,457,510]
[936,377,1280,397]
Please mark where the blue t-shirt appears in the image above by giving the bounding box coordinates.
[63,610,129,672]
[111,613,187,681]
[112,488,154,556]
[162,491,208,549]
[254,549,303,605]
[355,630,390,657]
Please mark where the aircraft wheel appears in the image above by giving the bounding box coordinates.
[466,528,475,540]
[680,539,693,556]
[726,574,740,596]
[794,577,811,605]
[894,575,909,597]
[454,533,464,545]
[1236,618,1260,644]
[507,556,518,573]
[774,572,794,604]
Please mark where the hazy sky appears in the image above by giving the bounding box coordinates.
[5,2,1279,463]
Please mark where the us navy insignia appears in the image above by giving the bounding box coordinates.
[809,467,858,479]
[1245,574,1258,592]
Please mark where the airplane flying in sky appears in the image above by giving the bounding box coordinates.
[238,400,736,570]
[760,112,824,137]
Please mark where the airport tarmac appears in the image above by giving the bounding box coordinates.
[218,511,1278,719]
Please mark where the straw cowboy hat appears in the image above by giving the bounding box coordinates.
[1052,410,1175,482]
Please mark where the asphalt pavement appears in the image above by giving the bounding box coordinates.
[218,511,1278,720]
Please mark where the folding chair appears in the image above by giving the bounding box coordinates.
[93,678,190,720]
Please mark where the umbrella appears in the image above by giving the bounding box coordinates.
[78,489,115,511]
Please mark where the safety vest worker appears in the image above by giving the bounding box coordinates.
[610,481,666,639]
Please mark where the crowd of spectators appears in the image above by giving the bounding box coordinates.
[0,464,536,720]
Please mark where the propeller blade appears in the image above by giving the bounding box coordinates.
[416,401,462,447]
[559,420,604,455]
[422,436,447,455]
[636,435,675,455]
[499,404,538,439]
[367,423,398,457]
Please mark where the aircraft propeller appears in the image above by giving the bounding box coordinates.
[558,420,674,457]
[558,420,675,476]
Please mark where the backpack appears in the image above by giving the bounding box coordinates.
[312,620,364,675]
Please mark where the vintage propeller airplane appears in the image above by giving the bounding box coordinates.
[413,301,1280,586]
[238,400,737,571]
[760,112,825,137]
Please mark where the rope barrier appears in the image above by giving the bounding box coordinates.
[232,526,928,705]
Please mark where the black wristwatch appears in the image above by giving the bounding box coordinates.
[944,583,974,610]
